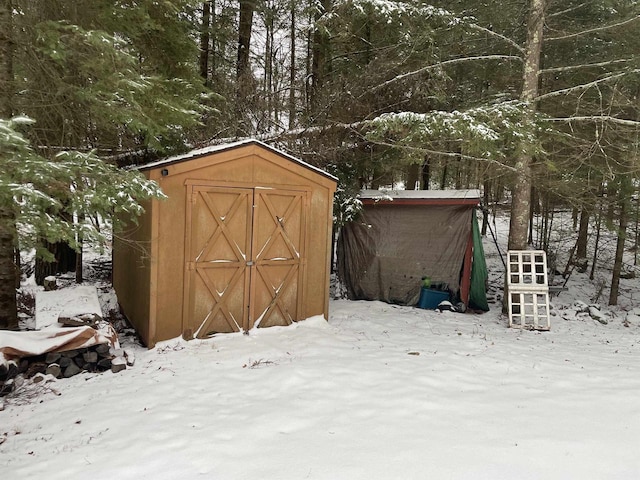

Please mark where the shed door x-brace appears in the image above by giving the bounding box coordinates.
[183,185,308,338]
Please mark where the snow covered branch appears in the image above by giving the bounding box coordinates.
[547,116,640,128]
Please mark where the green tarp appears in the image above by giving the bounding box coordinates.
[469,212,489,311]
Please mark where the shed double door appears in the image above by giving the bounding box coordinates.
[183,185,308,338]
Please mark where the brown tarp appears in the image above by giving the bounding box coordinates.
[0,325,118,362]
[338,204,472,305]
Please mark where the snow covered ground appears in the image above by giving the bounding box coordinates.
[2,213,640,479]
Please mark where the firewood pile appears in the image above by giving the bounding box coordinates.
[0,343,134,399]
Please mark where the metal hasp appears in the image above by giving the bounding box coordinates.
[507,250,551,331]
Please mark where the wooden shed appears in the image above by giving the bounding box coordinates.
[113,140,337,347]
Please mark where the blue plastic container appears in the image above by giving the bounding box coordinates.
[418,287,449,309]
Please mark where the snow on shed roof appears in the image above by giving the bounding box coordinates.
[136,139,338,182]
[360,189,481,205]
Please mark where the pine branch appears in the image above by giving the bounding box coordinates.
[546,15,640,42]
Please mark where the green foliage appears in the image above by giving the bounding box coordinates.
[366,101,551,164]
[13,0,207,155]
[0,117,165,259]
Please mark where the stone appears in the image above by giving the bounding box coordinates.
[97,358,113,370]
[111,357,127,373]
[589,306,608,325]
[18,359,29,373]
[620,270,635,279]
[124,350,135,367]
[32,373,46,384]
[58,356,72,368]
[14,374,25,388]
[7,361,19,379]
[109,347,125,358]
[46,363,62,379]
[63,362,83,378]
[95,344,111,357]
[58,313,101,328]
[61,349,80,358]
[74,356,86,368]
[45,352,62,364]
[0,379,15,397]
[25,362,47,378]
[83,351,98,363]
[43,276,57,291]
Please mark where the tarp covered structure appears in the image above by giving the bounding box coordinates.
[337,189,489,310]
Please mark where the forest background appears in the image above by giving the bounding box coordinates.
[0,0,639,329]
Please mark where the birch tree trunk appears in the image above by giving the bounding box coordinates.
[0,0,18,330]
[507,0,546,251]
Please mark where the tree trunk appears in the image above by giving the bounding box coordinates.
[288,0,296,129]
[35,241,77,285]
[528,187,536,245]
[199,1,211,83]
[481,178,490,236]
[589,198,603,281]
[310,0,331,112]
[0,0,13,115]
[236,0,255,134]
[576,208,590,260]
[507,0,545,251]
[0,204,18,330]
[421,157,430,190]
[264,5,274,124]
[406,163,419,191]
[609,196,628,306]
[0,0,18,330]
[237,1,254,81]
[440,160,448,189]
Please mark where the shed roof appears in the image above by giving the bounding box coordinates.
[136,139,338,182]
[360,189,481,206]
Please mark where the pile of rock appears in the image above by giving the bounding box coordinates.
[0,343,134,398]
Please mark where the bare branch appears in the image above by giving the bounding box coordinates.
[548,116,640,127]
[467,23,525,53]
[548,3,589,18]
[367,139,518,173]
[546,15,640,42]
[536,70,639,101]
[540,58,634,75]
[364,55,523,96]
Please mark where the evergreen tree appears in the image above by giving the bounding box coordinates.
[0,1,208,328]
